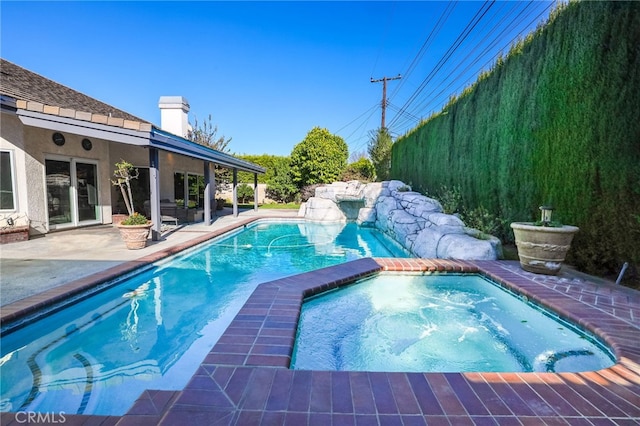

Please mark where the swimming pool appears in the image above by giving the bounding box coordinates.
[291,273,615,373]
[0,221,408,416]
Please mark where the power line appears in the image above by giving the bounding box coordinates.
[335,102,379,134]
[389,0,459,102]
[387,1,496,130]
[387,0,555,135]
[411,1,539,117]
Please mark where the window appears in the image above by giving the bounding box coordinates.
[174,172,204,208]
[0,151,16,210]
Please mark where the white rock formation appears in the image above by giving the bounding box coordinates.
[302,180,502,261]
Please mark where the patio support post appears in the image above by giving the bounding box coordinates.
[212,165,217,216]
[233,168,238,217]
[203,161,213,225]
[254,173,258,211]
[148,147,161,241]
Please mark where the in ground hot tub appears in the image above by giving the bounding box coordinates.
[291,273,615,373]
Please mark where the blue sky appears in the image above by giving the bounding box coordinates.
[2,1,555,157]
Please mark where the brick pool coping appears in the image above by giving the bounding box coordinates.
[2,223,640,424]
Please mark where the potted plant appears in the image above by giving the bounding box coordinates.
[112,160,152,249]
[510,206,579,275]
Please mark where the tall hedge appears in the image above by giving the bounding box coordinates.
[391,1,640,284]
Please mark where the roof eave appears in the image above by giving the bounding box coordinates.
[6,103,265,174]
[150,127,266,174]
[16,108,152,146]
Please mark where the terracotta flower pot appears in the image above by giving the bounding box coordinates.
[510,222,579,275]
[117,222,152,250]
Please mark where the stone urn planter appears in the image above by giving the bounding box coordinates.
[510,222,579,275]
[117,222,153,250]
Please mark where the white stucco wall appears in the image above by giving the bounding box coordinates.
[22,126,112,234]
[0,114,30,228]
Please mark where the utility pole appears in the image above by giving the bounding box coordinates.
[371,74,401,129]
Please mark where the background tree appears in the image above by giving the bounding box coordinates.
[237,154,282,184]
[367,127,393,181]
[188,114,231,151]
[290,127,348,188]
[266,157,298,203]
[187,114,232,194]
[349,150,368,163]
[341,157,376,182]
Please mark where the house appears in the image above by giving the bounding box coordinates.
[0,58,265,241]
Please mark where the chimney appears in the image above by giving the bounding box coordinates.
[158,96,190,138]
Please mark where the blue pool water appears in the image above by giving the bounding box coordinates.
[291,273,615,373]
[0,221,408,416]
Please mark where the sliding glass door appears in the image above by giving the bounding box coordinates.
[46,157,100,229]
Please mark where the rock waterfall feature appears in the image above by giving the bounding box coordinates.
[298,180,501,260]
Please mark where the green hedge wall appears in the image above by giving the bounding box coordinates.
[391,1,640,284]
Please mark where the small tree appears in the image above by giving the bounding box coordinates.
[111,160,139,216]
[237,183,254,204]
[367,127,393,181]
[187,114,231,151]
[187,114,233,194]
[290,127,348,188]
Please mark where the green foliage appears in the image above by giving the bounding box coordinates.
[367,127,393,181]
[266,157,299,203]
[290,127,348,188]
[391,1,640,284]
[434,185,463,215]
[237,154,284,184]
[259,202,301,210]
[461,206,502,237]
[236,183,254,204]
[120,212,148,225]
[341,157,375,182]
[175,199,197,209]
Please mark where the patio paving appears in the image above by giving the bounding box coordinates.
[1,212,639,425]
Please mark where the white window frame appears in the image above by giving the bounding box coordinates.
[45,154,101,229]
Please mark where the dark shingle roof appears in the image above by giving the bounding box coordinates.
[0,58,149,124]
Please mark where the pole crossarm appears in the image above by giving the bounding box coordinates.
[371,74,402,129]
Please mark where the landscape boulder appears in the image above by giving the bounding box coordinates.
[301,180,501,260]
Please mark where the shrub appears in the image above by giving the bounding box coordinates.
[120,212,149,225]
[237,183,254,204]
[341,158,375,182]
[435,185,463,215]
[461,206,502,237]
[300,184,322,202]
